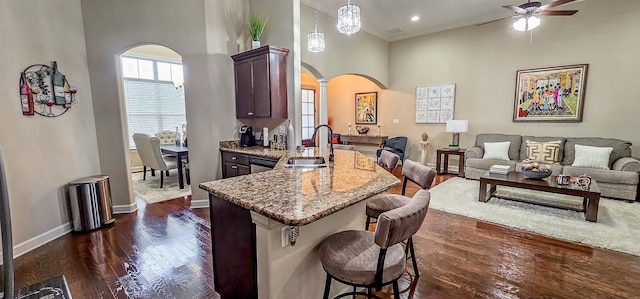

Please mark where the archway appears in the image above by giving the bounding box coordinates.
[118,44,191,204]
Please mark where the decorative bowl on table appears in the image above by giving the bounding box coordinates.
[522,167,551,180]
[355,126,369,135]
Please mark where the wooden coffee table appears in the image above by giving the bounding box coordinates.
[479,171,601,222]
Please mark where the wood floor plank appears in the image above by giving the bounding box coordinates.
[1,169,638,298]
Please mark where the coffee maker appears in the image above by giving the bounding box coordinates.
[240,126,255,147]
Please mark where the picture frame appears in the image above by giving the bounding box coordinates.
[355,92,377,124]
[513,64,588,122]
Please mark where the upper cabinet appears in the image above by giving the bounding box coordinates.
[231,45,289,119]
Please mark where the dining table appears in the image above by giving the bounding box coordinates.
[160,144,189,189]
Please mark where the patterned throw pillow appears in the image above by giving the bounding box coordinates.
[572,144,613,170]
[526,140,561,163]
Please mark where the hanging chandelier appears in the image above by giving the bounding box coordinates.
[308,0,325,52]
[337,0,360,35]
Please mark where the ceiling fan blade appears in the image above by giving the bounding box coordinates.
[538,10,578,16]
[539,0,576,11]
[502,5,527,14]
[476,15,518,26]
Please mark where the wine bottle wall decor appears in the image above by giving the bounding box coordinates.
[19,61,77,117]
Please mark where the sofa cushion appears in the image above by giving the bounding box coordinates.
[524,140,562,163]
[466,158,517,170]
[519,136,566,162]
[483,142,511,160]
[572,145,613,170]
[562,166,639,185]
[475,134,522,160]
[563,137,632,167]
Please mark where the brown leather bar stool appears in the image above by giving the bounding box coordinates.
[365,159,436,278]
[319,189,431,299]
[377,150,400,172]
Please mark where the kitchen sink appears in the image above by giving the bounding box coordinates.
[284,156,327,168]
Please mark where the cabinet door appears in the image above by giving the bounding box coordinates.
[237,165,251,176]
[251,55,271,118]
[235,59,254,118]
[222,162,237,178]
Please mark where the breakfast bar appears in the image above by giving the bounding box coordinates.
[200,148,400,298]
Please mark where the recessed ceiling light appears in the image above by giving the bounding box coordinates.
[411,16,420,22]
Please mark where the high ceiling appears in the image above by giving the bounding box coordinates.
[301,0,583,42]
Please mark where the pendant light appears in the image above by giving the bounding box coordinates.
[308,0,325,52]
[337,0,361,35]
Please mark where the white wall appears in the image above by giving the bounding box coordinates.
[0,1,99,246]
[81,0,239,206]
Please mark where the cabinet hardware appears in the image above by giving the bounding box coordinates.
[231,165,238,169]
[248,112,254,116]
[232,157,237,160]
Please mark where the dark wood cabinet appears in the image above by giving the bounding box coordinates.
[221,151,251,178]
[231,45,289,119]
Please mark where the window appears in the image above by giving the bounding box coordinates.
[121,56,186,149]
[301,88,316,141]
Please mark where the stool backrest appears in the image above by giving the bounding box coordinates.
[378,150,400,171]
[374,189,431,249]
[401,160,437,195]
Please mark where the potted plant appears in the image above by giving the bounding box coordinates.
[249,14,268,49]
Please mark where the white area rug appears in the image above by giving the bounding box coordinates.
[429,177,640,256]
[131,171,191,204]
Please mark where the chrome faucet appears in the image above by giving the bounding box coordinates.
[311,124,334,162]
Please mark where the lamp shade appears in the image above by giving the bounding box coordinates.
[446,120,468,133]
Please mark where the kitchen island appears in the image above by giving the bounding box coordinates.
[200,146,400,298]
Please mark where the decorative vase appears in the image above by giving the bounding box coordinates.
[252,40,261,49]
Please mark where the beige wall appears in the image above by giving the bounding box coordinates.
[327,0,640,164]
[81,0,239,205]
[0,1,100,245]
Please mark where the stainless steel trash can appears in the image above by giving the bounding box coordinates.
[68,175,115,232]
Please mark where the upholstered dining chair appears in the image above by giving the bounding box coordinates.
[378,150,400,172]
[155,130,177,145]
[132,133,179,188]
[365,159,436,278]
[319,189,431,299]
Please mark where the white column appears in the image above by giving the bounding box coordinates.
[318,79,329,149]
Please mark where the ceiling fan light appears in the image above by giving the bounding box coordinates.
[527,16,541,30]
[513,18,527,31]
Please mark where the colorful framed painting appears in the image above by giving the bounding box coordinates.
[355,92,377,124]
[513,64,588,122]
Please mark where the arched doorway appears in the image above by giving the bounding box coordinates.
[119,44,191,204]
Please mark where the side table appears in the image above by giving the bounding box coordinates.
[436,148,466,177]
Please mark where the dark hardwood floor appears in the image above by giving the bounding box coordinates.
[6,169,640,298]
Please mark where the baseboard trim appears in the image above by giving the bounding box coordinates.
[113,202,138,214]
[191,198,209,209]
[0,222,72,264]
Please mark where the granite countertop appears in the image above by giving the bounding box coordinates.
[200,142,401,226]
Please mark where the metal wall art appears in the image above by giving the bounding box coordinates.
[19,61,77,117]
[415,83,456,123]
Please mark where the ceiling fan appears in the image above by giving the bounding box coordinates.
[480,0,579,31]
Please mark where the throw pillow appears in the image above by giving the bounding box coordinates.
[483,141,511,160]
[572,144,613,170]
[526,140,561,163]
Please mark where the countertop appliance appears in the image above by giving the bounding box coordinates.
[240,126,255,147]
[249,156,278,173]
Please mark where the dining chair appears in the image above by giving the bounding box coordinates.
[155,130,177,145]
[132,133,179,188]
[365,159,436,278]
[376,137,408,163]
[319,189,431,299]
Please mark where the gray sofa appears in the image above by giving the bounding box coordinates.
[465,133,640,201]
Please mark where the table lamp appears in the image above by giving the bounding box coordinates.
[446,120,468,150]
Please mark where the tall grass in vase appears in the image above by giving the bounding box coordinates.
[249,14,268,49]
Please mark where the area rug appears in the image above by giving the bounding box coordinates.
[428,177,640,256]
[131,171,191,204]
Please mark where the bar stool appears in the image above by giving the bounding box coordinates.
[365,159,436,278]
[377,150,400,172]
[319,189,431,299]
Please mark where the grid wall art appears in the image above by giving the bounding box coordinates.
[415,83,456,123]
